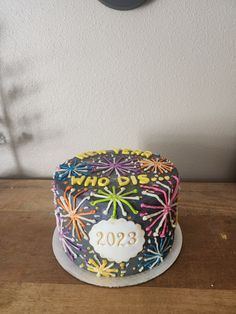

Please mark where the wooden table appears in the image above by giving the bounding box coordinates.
[0,180,235,313]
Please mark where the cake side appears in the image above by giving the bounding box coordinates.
[52,148,180,277]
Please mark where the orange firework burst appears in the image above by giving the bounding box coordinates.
[57,186,96,240]
[139,158,173,174]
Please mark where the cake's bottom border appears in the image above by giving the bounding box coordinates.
[52,224,183,288]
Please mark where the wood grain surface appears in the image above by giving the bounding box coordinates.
[0,180,235,313]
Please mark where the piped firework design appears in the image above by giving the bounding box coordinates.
[140,176,179,237]
[138,235,174,272]
[93,155,140,176]
[55,210,85,261]
[90,186,140,219]
[56,186,96,240]
[87,255,118,277]
[54,159,93,181]
[53,148,180,277]
[139,157,174,174]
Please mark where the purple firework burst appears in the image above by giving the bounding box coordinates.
[55,211,85,261]
[93,155,140,176]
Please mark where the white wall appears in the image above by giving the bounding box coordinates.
[0,0,236,180]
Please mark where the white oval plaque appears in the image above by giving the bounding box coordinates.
[88,218,145,263]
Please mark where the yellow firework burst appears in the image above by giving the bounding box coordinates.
[87,256,118,277]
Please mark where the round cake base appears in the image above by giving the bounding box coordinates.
[52,224,183,288]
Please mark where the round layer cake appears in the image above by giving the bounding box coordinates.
[52,148,180,278]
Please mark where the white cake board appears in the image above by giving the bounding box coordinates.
[52,224,183,288]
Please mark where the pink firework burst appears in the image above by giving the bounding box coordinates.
[93,156,140,176]
[140,176,179,237]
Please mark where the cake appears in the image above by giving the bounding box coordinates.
[52,148,180,278]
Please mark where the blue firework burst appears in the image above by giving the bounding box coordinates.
[54,159,93,181]
[139,236,173,272]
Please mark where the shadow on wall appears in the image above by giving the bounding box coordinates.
[0,27,41,177]
[144,0,156,7]
[139,133,236,181]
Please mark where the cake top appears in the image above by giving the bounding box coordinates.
[54,148,179,188]
[53,149,179,220]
